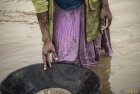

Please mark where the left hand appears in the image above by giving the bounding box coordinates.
[100,7,112,31]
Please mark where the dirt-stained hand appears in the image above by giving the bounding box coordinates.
[42,42,58,70]
[100,7,112,31]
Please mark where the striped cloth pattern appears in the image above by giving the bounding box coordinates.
[53,4,112,66]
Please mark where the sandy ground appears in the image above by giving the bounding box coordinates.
[0,0,140,94]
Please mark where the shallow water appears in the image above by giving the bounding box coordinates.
[0,0,140,94]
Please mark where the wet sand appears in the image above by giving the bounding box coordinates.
[0,0,140,94]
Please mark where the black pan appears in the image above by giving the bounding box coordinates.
[0,62,100,94]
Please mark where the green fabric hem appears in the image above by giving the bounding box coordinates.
[87,31,101,42]
[35,9,48,13]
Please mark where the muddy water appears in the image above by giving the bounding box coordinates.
[0,0,140,94]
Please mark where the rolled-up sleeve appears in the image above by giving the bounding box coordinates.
[32,0,48,13]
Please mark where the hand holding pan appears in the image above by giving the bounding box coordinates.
[44,53,58,70]
[42,42,58,70]
[43,52,52,70]
[44,52,58,70]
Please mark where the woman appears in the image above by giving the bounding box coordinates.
[32,0,112,70]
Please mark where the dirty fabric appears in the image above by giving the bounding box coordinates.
[32,0,102,42]
[54,4,112,66]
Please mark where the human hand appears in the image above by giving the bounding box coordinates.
[100,7,112,31]
[42,42,58,70]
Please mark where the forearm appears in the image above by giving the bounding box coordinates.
[36,11,50,44]
[101,0,110,8]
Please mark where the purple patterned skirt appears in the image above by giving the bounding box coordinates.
[53,4,112,66]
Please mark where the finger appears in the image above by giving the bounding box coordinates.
[42,54,47,70]
[101,16,105,26]
[101,16,105,32]
[53,52,58,61]
[101,18,109,31]
[51,47,58,61]
[47,53,52,68]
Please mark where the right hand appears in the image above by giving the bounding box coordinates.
[42,42,57,70]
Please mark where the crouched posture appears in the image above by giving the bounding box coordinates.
[32,0,112,69]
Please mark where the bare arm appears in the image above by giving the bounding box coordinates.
[36,12,57,70]
[36,11,50,44]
